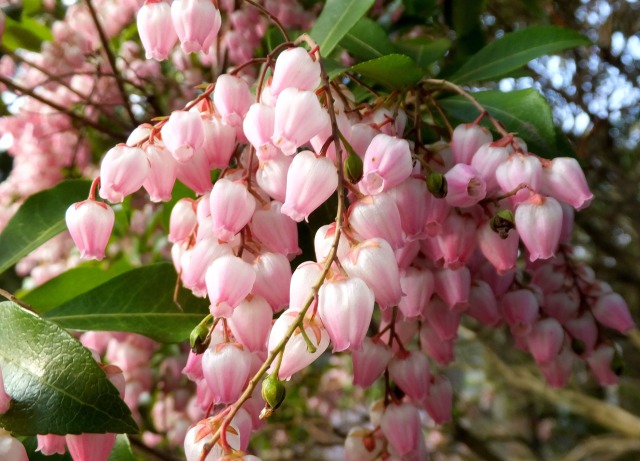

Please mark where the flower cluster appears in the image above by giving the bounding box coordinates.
[59,26,635,458]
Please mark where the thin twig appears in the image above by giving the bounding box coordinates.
[242,0,290,42]
[0,289,38,314]
[0,74,124,139]
[84,0,137,126]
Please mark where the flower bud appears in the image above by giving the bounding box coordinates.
[261,373,286,418]
[189,321,210,354]
[490,209,515,238]
[344,151,363,184]
[427,171,447,198]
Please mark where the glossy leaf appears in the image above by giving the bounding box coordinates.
[21,264,131,314]
[341,18,395,61]
[310,0,376,57]
[2,16,52,52]
[449,26,590,84]
[394,37,452,69]
[438,89,564,157]
[0,302,138,435]
[44,263,210,343]
[0,180,91,275]
[348,54,423,89]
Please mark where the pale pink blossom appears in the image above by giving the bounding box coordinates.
[213,74,253,128]
[542,157,593,210]
[450,123,492,164]
[202,342,252,404]
[161,110,204,163]
[209,178,256,242]
[99,144,150,203]
[360,134,413,195]
[205,255,256,318]
[351,338,393,388]
[444,163,486,207]
[171,0,221,54]
[137,0,177,60]
[270,47,321,95]
[515,194,563,261]
[66,200,115,260]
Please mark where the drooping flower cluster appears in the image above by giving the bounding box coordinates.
[57,27,636,459]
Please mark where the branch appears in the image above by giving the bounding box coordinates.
[0,74,124,139]
[84,0,137,126]
[561,435,640,461]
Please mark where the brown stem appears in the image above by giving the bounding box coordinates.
[0,74,124,139]
[0,289,39,314]
[84,0,137,126]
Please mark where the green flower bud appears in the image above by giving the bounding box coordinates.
[427,172,447,198]
[189,322,209,354]
[490,209,515,239]
[261,373,286,418]
[344,152,364,184]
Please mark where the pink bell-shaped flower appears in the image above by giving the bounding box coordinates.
[228,295,273,352]
[539,345,574,388]
[420,323,455,365]
[425,297,462,341]
[66,433,116,461]
[289,261,323,310]
[587,345,620,386]
[451,123,493,164]
[213,74,253,128]
[526,318,564,364]
[542,157,593,210]
[201,115,236,169]
[351,338,393,388]
[142,143,177,202]
[183,417,240,461]
[515,193,563,261]
[471,142,510,192]
[36,434,66,456]
[360,134,413,195]
[161,110,204,163]
[496,153,542,200]
[388,177,430,241]
[202,342,253,404]
[243,103,278,161]
[389,350,431,401]
[434,267,470,309]
[436,212,477,269]
[566,313,598,355]
[272,88,330,155]
[348,193,404,250]
[281,150,338,222]
[380,402,422,456]
[0,434,29,461]
[477,220,519,273]
[66,199,115,261]
[168,198,196,243]
[181,238,233,297]
[423,375,453,424]
[256,153,292,202]
[317,276,375,352]
[205,255,256,318]
[398,267,434,319]
[592,292,635,333]
[501,289,539,334]
[342,238,403,309]
[314,223,350,263]
[171,0,221,54]
[99,144,150,203]
[270,47,321,96]
[345,427,384,461]
[252,252,292,313]
[250,201,300,258]
[176,148,213,194]
[267,309,330,380]
[467,280,501,326]
[209,178,256,242]
[444,163,487,208]
[137,0,177,60]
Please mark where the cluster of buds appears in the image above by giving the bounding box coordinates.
[60,27,634,458]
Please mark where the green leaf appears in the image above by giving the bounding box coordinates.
[1,16,52,52]
[22,0,42,15]
[449,26,591,84]
[447,0,486,56]
[0,301,138,435]
[340,18,395,61]
[0,180,91,275]
[21,264,131,314]
[394,37,451,69]
[44,263,210,343]
[310,0,376,57]
[348,54,423,89]
[108,435,137,461]
[438,89,562,157]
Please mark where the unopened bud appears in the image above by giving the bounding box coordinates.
[490,209,515,239]
[344,152,363,184]
[261,373,286,418]
[189,323,210,354]
[427,172,447,198]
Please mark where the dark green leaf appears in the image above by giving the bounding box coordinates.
[21,264,131,314]
[0,180,91,275]
[438,89,561,157]
[447,0,486,56]
[108,435,137,461]
[402,0,438,19]
[394,37,451,69]
[1,16,52,52]
[0,301,138,435]
[341,18,395,61]
[44,263,210,343]
[348,54,423,89]
[310,0,376,57]
[449,26,591,84]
